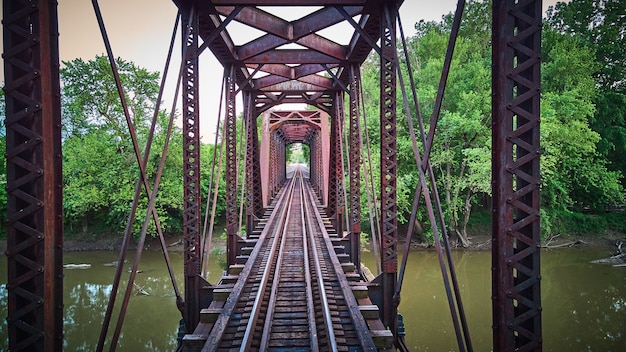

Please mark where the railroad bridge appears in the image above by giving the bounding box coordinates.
[3,0,543,351]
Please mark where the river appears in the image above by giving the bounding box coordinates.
[0,246,624,351]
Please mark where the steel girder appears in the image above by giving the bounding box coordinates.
[181,7,202,333]
[379,1,398,335]
[225,65,239,268]
[3,1,64,349]
[268,130,286,201]
[309,132,323,201]
[327,91,344,234]
[492,0,543,351]
[171,0,384,105]
[243,90,264,237]
[348,64,362,273]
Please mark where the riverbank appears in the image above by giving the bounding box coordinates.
[0,230,623,254]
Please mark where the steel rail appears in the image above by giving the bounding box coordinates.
[239,173,299,351]
[298,172,322,352]
[300,169,339,352]
[257,167,324,351]
[257,173,299,350]
[202,164,298,349]
[302,169,378,351]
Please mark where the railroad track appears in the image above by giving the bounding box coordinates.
[182,166,391,351]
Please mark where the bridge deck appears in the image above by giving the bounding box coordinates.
[181,166,393,351]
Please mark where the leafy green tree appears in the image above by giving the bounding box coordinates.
[399,0,492,246]
[61,55,160,139]
[546,0,626,182]
[357,0,623,243]
[61,56,184,236]
[541,28,623,212]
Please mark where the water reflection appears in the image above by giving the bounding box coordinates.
[0,247,624,351]
[0,250,223,351]
[361,248,626,352]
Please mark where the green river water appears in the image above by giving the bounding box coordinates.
[1,246,624,351]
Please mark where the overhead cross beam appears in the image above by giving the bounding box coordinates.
[172,0,384,104]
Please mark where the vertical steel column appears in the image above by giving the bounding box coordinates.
[243,90,263,237]
[492,0,542,351]
[181,6,201,333]
[315,132,323,201]
[280,137,286,183]
[309,135,316,188]
[269,132,277,199]
[225,65,238,268]
[310,132,322,200]
[349,64,362,272]
[4,1,64,349]
[380,1,398,334]
[327,91,344,234]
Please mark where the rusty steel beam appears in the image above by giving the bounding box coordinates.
[291,6,363,39]
[245,49,341,65]
[326,91,343,233]
[3,0,64,350]
[238,31,347,61]
[348,64,362,273]
[225,64,239,268]
[211,0,366,5]
[255,74,334,91]
[379,1,398,337]
[244,90,264,236]
[492,0,543,351]
[181,6,202,333]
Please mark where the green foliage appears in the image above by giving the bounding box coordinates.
[61,55,160,139]
[546,0,626,187]
[540,27,624,212]
[286,143,308,165]
[61,56,185,237]
[356,0,624,241]
[211,246,228,271]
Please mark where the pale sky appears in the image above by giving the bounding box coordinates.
[1,0,561,140]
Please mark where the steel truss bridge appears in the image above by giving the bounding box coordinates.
[3,0,542,351]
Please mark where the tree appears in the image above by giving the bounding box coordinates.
[546,0,626,182]
[61,56,184,236]
[540,28,623,212]
[60,55,160,139]
[399,0,492,246]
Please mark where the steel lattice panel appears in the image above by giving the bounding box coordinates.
[492,0,543,350]
[348,64,362,271]
[379,2,398,333]
[181,8,202,333]
[3,0,64,349]
[225,65,239,267]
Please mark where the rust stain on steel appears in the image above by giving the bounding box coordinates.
[492,0,543,351]
[4,0,64,350]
